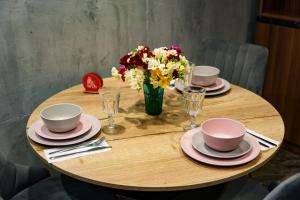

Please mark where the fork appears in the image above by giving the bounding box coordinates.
[49,137,105,155]
[49,145,112,160]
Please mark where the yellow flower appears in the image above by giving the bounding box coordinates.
[151,69,162,80]
[159,76,171,88]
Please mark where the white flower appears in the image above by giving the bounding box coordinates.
[125,68,145,91]
[161,68,170,76]
[168,49,177,56]
[179,55,189,66]
[147,58,160,70]
[179,65,186,71]
[111,67,120,79]
[159,63,166,70]
[166,62,180,71]
[137,46,145,51]
[153,47,167,60]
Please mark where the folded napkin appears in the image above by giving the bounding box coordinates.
[246,129,280,151]
[44,140,111,163]
[167,80,176,90]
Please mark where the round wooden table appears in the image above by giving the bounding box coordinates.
[26,78,284,191]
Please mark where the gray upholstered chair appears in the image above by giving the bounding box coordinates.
[171,173,300,200]
[0,154,117,200]
[197,39,269,95]
[263,173,300,200]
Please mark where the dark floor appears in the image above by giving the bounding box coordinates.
[116,148,300,200]
[252,148,300,187]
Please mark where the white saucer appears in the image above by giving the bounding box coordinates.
[27,114,101,146]
[174,78,231,96]
[192,132,252,159]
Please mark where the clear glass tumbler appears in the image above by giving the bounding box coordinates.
[182,86,206,130]
[99,90,121,134]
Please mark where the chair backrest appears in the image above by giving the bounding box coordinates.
[264,173,300,200]
[0,153,49,200]
[197,39,269,95]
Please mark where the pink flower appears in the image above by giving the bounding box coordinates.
[171,44,182,54]
[118,65,126,81]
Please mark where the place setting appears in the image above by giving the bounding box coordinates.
[174,65,231,96]
[27,103,112,163]
[180,117,280,166]
[181,118,262,166]
[180,86,279,166]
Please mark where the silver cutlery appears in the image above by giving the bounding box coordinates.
[49,137,105,155]
[257,141,271,148]
[247,132,278,147]
[49,145,112,160]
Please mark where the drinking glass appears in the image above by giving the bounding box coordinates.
[99,90,121,134]
[182,86,206,130]
[184,61,195,87]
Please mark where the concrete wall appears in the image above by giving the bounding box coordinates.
[0,0,258,165]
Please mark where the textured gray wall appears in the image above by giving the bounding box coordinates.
[0,0,258,165]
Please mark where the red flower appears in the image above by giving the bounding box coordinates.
[171,44,182,54]
[167,54,180,61]
[120,54,131,69]
[138,46,153,58]
[118,65,126,81]
[130,54,144,66]
[172,70,179,79]
[119,46,154,73]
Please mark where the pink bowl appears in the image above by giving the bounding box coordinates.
[201,118,246,151]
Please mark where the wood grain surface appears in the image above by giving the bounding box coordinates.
[26,78,284,191]
[259,0,300,22]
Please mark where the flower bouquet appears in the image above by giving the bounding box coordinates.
[112,45,190,115]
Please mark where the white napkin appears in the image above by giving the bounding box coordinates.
[167,80,176,90]
[167,86,176,90]
[44,140,111,163]
[246,129,280,151]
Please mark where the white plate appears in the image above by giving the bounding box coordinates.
[192,132,252,159]
[175,78,231,96]
[27,114,101,146]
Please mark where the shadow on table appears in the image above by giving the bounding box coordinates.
[123,94,186,130]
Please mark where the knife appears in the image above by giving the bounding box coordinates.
[257,140,271,148]
[247,131,278,147]
[49,145,112,160]
[49,137,105,155]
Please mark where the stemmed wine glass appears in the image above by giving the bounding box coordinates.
[99,90,121,134]
[182,86,206,130]
[184,61,195,87]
